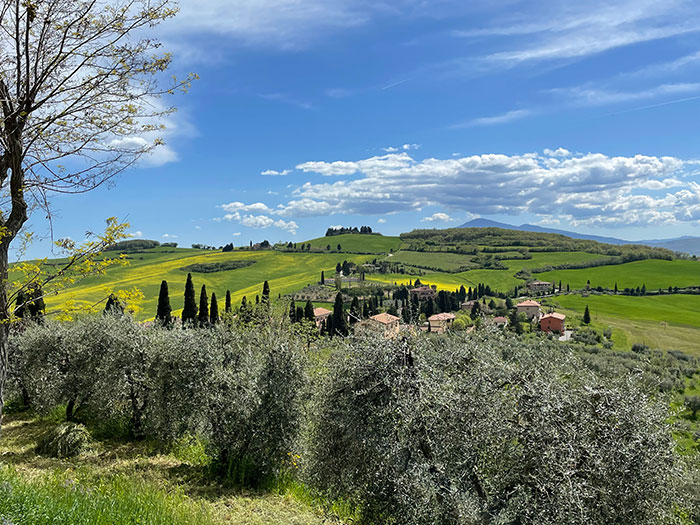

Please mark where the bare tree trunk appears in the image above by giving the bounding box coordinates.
[0,244,10,438]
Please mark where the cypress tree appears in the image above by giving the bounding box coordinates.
[225,290,232,313]
[156,280,172,327]
[296,306,304,323]
[321,271,325,284]
[104,293,124,316]
[349,296,361,323]
[14,291,27,319]
[182,273,197,326]
[583,305,591,324]
[333,292,347,336]
[210,292,219,325]
[26,286,45,321]
[289,299,297,323]
[262,281,270,302]
[304,300,315,322]
[198,285,209,327]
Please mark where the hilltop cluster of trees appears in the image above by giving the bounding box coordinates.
[325,226,374,236]
[106,240,161,252]
[401,228,677,260]
[5,318,694,522]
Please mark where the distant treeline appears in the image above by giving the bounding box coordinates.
[401,227,676,260]
[106,239,178,252]
[325,226,375,236]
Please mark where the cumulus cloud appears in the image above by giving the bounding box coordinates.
[222,207,299,235]
[421,212,453,222]
[217,148,700,229]
[377,218,387,224]
[129,230,143,238]
[454,109,532,127]
[543,148,571,157]
[261,169,292,176]
[382,144,421,153]
[162,233,178,239]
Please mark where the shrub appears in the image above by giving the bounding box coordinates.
[36,422,92,458]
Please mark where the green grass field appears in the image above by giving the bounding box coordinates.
[304,233,403,253]
[537,259,700,290]
[0,411,344,524]
[546,294,700,354]
[41,248,375,320]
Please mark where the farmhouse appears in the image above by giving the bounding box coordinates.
[429,312,456,334]
[528,280,553,294]
[460,300,477,310]
[355,312,401,337]
[313,307,332,328]
[516,300,541,321]
[540,312,566,334]
[410,286,437,300]
[492,316,508,327]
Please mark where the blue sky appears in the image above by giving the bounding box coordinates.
[28,0,700,258]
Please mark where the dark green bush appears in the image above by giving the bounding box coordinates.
[36,422,92,458]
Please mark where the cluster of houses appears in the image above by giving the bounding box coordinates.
[311,306,457,337]
[516,299,566,334]
[309,282,567,339]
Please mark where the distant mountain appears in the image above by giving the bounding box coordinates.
[458,219,700,255]
[459,219,628,245]
[639,236,700,256]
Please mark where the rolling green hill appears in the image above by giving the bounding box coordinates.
[14,228,700,352]
[304,233,403,253]
[38,247,375,320]
[536,259,700,290]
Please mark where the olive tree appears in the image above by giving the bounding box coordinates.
[0,0,193,434]
[304,332,686,524]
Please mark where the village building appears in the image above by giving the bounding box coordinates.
[528,280,553,294]
[428,312,456,334]
[355,312,401,337]
[313,307,332,328]
[492,316,508,327]
[410,286,437,300]
[516,300,542,321]
[540,312,566,333]
[460,300,477,311]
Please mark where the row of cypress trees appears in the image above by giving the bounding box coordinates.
[155,274,271,327]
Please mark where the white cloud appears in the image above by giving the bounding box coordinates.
[421,212,453,222]
[454,109,532,127]
[221,201,274,214]
[460,0,700,68]
[552,82,700,107]
[129,230,143,238]
[218,149,700,228]
[377,218,387,224]
[261,169,292,176]
[162,233,178,239]
[543,148,571,157]
[233,232,241,236]
[382,144,421,153]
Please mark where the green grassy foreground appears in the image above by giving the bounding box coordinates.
[546,294,700,354]
[0,411,344,524]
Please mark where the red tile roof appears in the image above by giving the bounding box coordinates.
[313,307,332,317]
[371,312,400,325]
[429,313,456,321]
[541,312,566,320]
[517,300,541,307]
